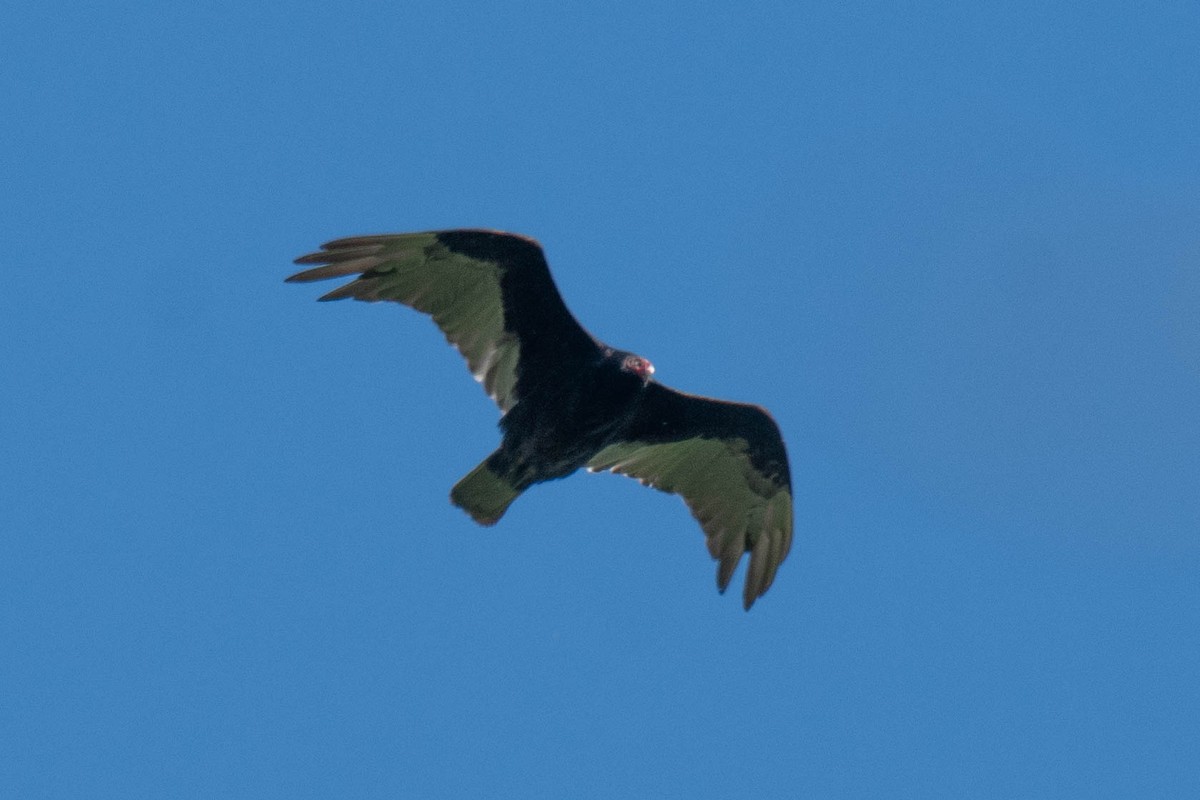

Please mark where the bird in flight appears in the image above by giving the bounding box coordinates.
[288,230,792,609]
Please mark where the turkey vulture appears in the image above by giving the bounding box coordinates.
[287,230,792,609]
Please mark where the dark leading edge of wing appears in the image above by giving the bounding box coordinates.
[287,230,601,412]
[588,383,793,610]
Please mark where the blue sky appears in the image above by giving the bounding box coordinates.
[3,1,1198,796]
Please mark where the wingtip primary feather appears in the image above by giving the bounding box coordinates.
[322,234,408,249]
[742,535,773,610]
[287,255,388,282]
[716,552,740,594]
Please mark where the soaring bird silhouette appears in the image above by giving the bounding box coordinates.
[288,229,792,609]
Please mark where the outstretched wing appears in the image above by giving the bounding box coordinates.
[288,230,601,412]
[587,383,792,610]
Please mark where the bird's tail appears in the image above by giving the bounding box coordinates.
[451,452,522,526]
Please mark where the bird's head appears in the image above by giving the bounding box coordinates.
[619,352,655,384]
